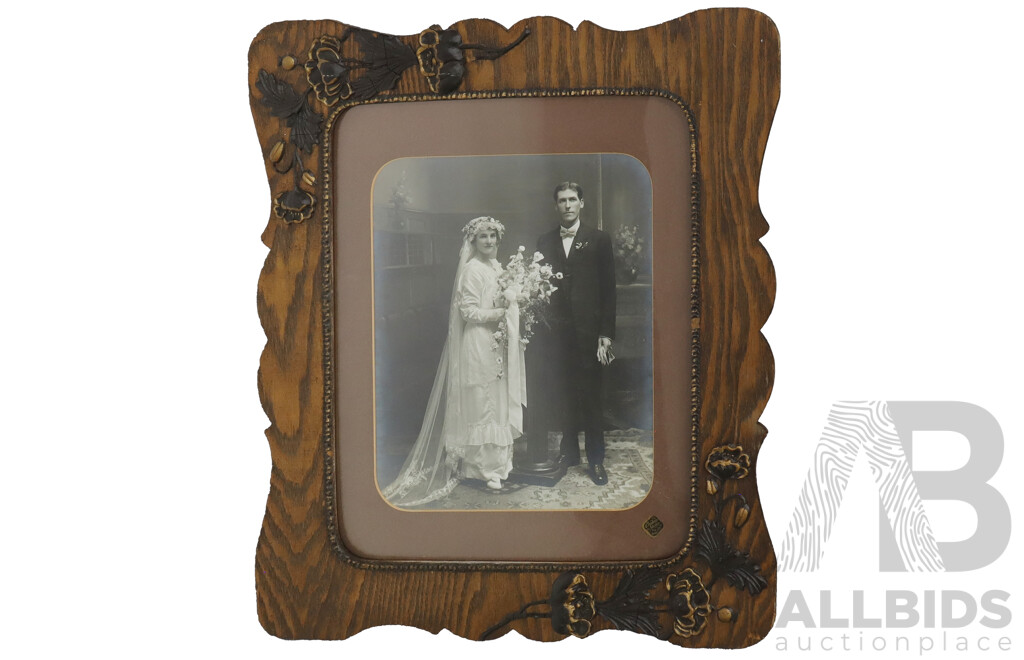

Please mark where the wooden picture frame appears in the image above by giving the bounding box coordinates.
[249,9,778,648]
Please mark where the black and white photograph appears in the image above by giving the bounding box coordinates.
[374,154,654,510]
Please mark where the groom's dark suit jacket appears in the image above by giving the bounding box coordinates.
[527,223,616,446]
[537,223,616,351]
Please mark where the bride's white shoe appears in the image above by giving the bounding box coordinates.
[487,478,502,490]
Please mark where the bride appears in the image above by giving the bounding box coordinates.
[382,217,527,506]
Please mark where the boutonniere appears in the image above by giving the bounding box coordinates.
[574,240,589,251]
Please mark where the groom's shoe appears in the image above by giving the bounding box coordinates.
[559,454,581,468]
[589,463,608,486]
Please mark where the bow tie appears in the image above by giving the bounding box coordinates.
[560,227,577,239]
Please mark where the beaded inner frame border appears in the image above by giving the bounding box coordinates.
[319,88,701,571]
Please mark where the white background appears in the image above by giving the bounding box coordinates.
[2,1,1021,657]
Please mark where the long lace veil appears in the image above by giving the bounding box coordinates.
[380,237,475,506]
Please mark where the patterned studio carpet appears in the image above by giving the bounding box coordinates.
[414,429,653,511]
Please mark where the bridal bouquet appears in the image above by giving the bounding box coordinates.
[490,246,562,375]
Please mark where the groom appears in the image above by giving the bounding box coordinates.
[527,182,616,485]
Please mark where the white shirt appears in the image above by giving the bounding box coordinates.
[561,219,580,257]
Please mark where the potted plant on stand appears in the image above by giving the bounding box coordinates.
[613,224,645,284]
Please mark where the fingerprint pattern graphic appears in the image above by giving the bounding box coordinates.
[778,401,944,572]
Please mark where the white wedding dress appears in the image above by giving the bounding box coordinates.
[382,240,527,506]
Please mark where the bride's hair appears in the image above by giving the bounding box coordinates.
[462,216,505,242]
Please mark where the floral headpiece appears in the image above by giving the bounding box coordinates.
[462,216,506,241]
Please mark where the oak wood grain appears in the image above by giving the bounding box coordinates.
[250,9,779,647]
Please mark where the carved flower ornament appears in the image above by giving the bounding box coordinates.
[416,26,468,94]
[482,441,767,641]
[256,26,531,225]
[705,444,750,494]
[666,569,712,638]
[548,573,597,638]
[304,35,353,106]
[273,189,315,224]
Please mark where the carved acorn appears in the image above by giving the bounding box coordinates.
[734,503,750,527]
[268,140,285,163]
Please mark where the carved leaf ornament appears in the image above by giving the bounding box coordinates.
[482,445,766,640]
[254,26,530,224]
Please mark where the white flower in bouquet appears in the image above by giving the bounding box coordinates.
[489,248,562,375]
